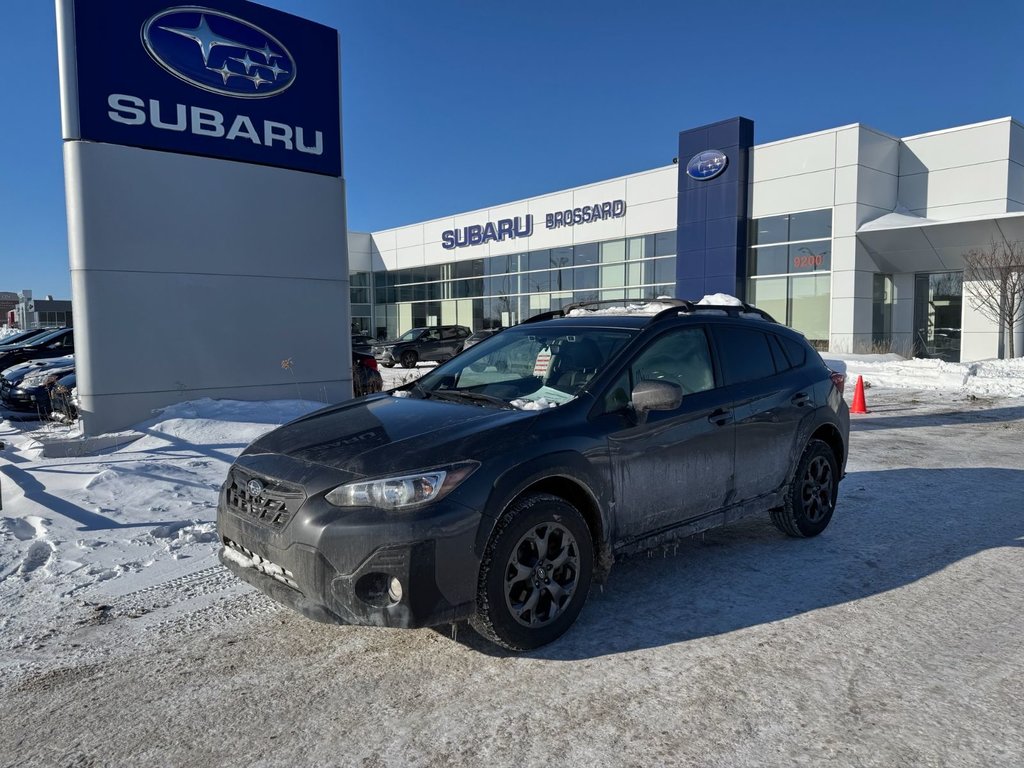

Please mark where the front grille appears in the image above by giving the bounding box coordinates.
[226,470,305,529]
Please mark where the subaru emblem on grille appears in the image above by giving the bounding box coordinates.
[247,478,265,498]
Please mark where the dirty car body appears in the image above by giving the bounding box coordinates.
[218,300,849,650]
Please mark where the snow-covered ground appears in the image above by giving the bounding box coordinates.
[1,358,1022,766]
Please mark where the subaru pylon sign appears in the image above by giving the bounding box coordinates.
[57,0,350,437]
[66,0,341,176]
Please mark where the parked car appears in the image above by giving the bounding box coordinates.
[217,299,849,651]
[0,355,75,414]
[0,328,50,347]
[0,327,74,371]
[372,325,471,368]
[49,372,78,422]
[352,350,383,397]
[351,333,375,355]
[460,328,503,351]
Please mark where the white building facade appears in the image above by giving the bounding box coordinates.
[349,116,1024,363]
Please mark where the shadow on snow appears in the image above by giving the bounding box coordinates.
[456,466,1024,659]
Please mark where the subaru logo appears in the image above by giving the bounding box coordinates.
[142,7,297,98]
[686,150,729,180]
[247,479,265,498]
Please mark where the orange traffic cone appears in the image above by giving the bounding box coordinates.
[850,375,868,414]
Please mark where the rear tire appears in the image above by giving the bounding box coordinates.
[771,439,838,537]
[471,493,593,651]
[400,351,418,369]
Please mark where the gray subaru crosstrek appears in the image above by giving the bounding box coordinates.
[217,299,849,651]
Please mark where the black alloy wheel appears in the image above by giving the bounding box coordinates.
[771,439,838,537]
[472,493,593,651]
[400,350,418,369]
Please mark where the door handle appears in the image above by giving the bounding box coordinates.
[708,409,732,426]
[791,392,811,407]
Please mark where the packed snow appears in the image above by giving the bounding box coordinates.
[1,349,1023,766]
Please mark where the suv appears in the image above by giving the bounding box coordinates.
[218,299,849,651]
[372,325,471,368]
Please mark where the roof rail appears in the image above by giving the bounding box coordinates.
[521,298,690,325]
[521,297,779,325]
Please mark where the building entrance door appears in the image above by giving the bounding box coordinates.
[913,272,963,362]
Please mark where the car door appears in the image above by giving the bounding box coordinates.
[438,327,466,359]
[600,325,736,542]
[710,324,811,503]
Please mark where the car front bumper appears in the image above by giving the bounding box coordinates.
[0,383,50,412]
[216,469,483,629]
[371,348,397,365]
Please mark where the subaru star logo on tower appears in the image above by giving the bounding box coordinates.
[686,149,729,180]
[143,7,297,98]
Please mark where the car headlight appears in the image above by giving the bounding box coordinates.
[325,462,478,510]
[20,372,54,388]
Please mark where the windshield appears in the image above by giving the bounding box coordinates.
[396,329,425,342]
[412,325,637,409]
[7,328,64,347]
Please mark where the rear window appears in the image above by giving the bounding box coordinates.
[713,326,776,385]
[778,335,808,368]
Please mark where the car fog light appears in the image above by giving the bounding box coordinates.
[388,577,403,603]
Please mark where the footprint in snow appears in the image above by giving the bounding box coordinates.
[2,517,37,542]
[18,540,55,577]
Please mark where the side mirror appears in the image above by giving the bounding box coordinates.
[631,380,682,423]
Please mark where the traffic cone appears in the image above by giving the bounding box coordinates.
[850,375,868,414]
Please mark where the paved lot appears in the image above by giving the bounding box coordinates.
[1,389,1022,767]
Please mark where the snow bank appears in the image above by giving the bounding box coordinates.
[824,353,1024,398]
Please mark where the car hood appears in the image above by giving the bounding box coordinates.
[2,355,75,381]
[242,393,538,477]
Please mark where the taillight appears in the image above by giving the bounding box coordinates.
[829,370,846,395]
[363,357,378,371]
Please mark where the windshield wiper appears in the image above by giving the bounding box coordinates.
[426,389,516,410]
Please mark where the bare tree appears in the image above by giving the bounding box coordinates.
[963,240,1024,358]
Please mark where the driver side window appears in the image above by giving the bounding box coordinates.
[599,326,715,416]
[630,327,715,396]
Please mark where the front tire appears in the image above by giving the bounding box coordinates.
[771,439,838,537]
[400,351,418,369]
[471,493,593,651]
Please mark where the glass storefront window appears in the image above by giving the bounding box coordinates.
[788,209,832,242]
[574,243,599,266]
[575,266,599,291]
[872,274,893,346]
[601,240,626,263]
[749,244,788,276]
[654,258,676,285]
[654,232,676,257]
[749,277,787,324]
[751,209,831,245]
[370,231,678,331]
[914,271,962,362]
[600,263,625,288]
[627,235,651,260]
[527,249,550,272]
[753,215,789,245]
[789,274,830,346]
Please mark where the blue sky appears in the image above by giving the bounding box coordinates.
[2,0,1023,298]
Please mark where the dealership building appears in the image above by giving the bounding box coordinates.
[349,116,1024,363]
